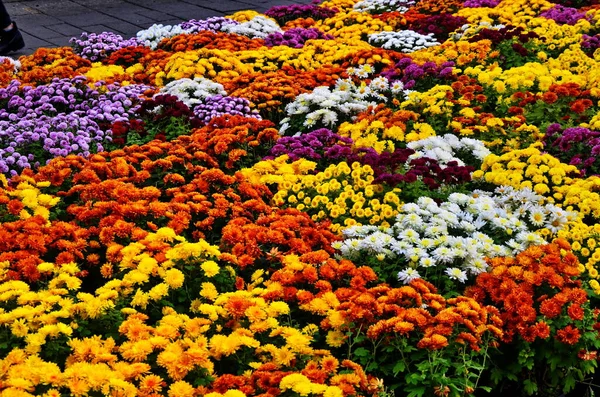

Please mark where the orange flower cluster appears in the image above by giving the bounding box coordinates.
[186,115,280,170]
[331,279,502,351]
[466,240,594,344]
[282,17,319,30]
[221,208,338,269]
[157,32,266,52]
[354,103,420,129]
[0,57,16,87]
[0,216,89,282]
[415,0,463,14]
[265,251,378,305]
[414,40,495,67]
[221,66,347,116]
[339,48,404,73]
[265,252,502,352]
[12,117,277,262]
[16,47,92,85]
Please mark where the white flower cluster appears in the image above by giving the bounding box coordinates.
[0,56,21,72]
[158,77,227,108]
[334,187,575,285]
[452,21,506,40]
[221,16,282,39]
[368,30,440,53]
[407,134,491,167]
[136,24,196,49]
[353,0,415,13]
[280,65,411,135]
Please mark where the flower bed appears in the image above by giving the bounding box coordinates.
[2,0,600,396]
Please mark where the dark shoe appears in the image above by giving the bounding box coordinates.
[0,22,25,56]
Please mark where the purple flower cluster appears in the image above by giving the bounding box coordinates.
[545,123,600,175]
[266,128,353,162]
[0,76,149,176]
[70,32,141,62]
[463,0,500,7]
[180,17,239,32]
[193,95,261,125]
[581,34,600,56]
[540,5,588,25]
[265,28,333,48]
[381,58,455,90]
[265,4,337,24]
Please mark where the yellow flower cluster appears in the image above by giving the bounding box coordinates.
[272,161,402,232]
[457,0,554,26]
[412,40,495,68]
[236,46,305,73]
[583,110,600,131]
[157,49,252,85]
[84,62,128,83]
[240,155,317,186]
[280,373,344,397]
[401,85,455,118]
[1,174,59,221]
[472,144,579,198]
[466,61,584,92]
[556,219,600,294]
[337,119,403,153]
[315,11,393,40]
[226,10,264,22]
[319,0,358,12]
[529,17,587,48]
[554,176,600,219]
[206,391,247,397]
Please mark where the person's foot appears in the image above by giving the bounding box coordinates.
[0,22,25,56]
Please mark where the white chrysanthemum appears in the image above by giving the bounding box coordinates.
[280,69,403,135]
[370,76,390,92]
[432,246,456,263]
[419,256,435,268]
[159,77,227,107]
[466,258,489,275]
[390,81,405,95]
[397,268,421,284]
[334,186,574,286]
[418,238,435,250]
[444,267,468,283]
[402,213,424,229]
[222,16,282,38]
[136,23,195,49]
[354,0,415,13]
[399,228,420,243]
[368,30,439,53]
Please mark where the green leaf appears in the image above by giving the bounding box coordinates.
[406,386,426,397]
[393,361,406,375]
[523,379,538,395]
[353,347,369,357]
[564,375,576,392]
